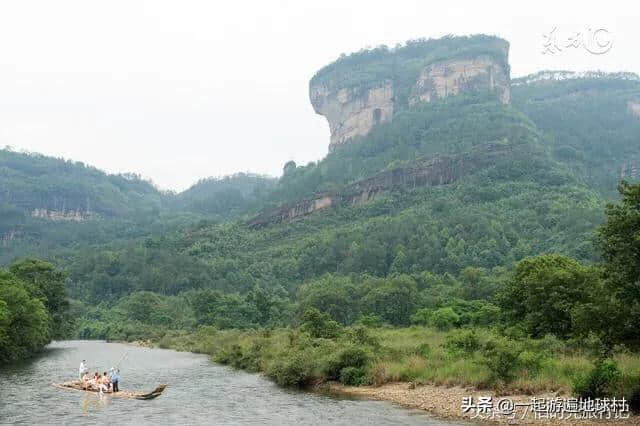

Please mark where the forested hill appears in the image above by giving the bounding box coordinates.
[512,72,640,195]
[0,148,165,219]
[0,150,276,264]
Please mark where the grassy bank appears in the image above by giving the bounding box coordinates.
[155,324,640,403]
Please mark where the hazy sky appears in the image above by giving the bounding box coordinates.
[0,1,638,191]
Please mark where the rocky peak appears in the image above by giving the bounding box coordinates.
[309,35,511,151]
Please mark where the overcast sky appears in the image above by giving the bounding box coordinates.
[0,1,638,191]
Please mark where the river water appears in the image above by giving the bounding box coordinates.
[0,341,461,425]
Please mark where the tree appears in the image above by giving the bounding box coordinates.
[360,275,418,326]
[297,276,358,325]
[597,182,640,346]
[0,271,50,364]
[9,258,71,338]
[498,254,599,338]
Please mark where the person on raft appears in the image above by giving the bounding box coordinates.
[98,371,111,394]
[109,368,120,393]
[79,360,88,380]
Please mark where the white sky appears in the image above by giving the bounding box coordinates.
[0,0,638,191]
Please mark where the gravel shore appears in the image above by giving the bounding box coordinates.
[327,382,637,425]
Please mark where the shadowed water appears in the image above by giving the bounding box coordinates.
[0,341,463,425]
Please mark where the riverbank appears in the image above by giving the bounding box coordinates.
[150,325,640,423]
[329,382,638,424]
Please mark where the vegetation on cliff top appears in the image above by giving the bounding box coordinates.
[310,34,509,107]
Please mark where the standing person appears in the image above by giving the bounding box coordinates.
[79,360,88,380]
[111,368,120,393]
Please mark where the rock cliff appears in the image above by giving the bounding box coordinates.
[408,56,510,106]
[31,208,96,221]
[310,81,394,147]
[248,143,515,228]
[310,35,511,151]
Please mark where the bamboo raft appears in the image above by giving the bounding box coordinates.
[53,381,167,400]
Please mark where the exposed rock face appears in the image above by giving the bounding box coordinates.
[32,208,96,221]
[1,230,19,247]
[248,143,514,228]
[628,101,640,118]
[310,37,511,151]
[310,81,394,149]
[621,163,639,180]
[409,57,511,105]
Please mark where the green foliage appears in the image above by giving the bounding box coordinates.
[311,35,509,107]
[480,339,522,385]
[355,314,384,328]
[573,359,621,399]
[0,268,51,364]
[445,329,482,356]
[430,307,459,331]
[9,258,71,338]
[499,254,600,338]
[323,345,370,384]
[597,182,640,346]
[267,351,315,388]
[301,308,342,339]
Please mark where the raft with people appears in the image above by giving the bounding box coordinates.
[53,381,167,400]
[54,360,166,400]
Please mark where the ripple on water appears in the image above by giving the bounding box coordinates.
[0,341,460,425]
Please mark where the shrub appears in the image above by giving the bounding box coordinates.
[410,308,431,326]
[480,340,522,385]
[267,352,315,388]
[339,367,366,385]
[430,307,459,331]
[517,350,546,374]
[573,358,621,399]
[445,329,481,356]
[355,314,384,327]
[301,308,342,339]
[323,345,370,382]
[346,325,380,347]
[214,344,244,366]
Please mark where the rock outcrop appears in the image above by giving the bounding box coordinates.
[32,208,96,221]
[248,143,515,228]
[309,36,511,151]
[409,57,510,105]
[621,163,639,180]
[310,81,394,148]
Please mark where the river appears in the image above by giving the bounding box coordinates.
[0,341,462,425]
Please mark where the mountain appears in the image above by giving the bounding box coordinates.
[2,35,639,330]
[0,150,274,264]
[511,71,640,195]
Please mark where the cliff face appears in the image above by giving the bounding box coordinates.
[409,56,511,105]
[309,36,511,151]
[310,81,394,148]
[248,143,514,228]
[31,208,96,221]
[621,163,640,180]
